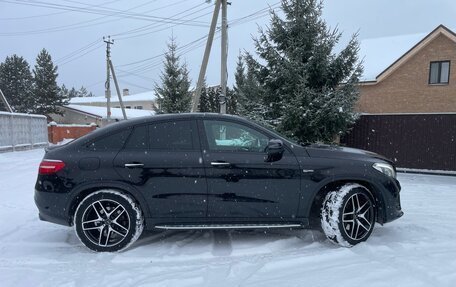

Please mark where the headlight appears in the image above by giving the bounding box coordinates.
[373,163,396,178]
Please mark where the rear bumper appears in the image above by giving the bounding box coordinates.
[34,189,72,226]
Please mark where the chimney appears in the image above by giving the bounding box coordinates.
[123,88,129,96]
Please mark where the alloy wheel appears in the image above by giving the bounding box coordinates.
[341,193,374,241]
[81,199,131,247]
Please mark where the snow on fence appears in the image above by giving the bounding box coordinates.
[0,111,48,152]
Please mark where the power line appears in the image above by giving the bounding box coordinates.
[114,3,212,40]
[0,0,121,21]
[48,1,204,66]
[0,0,210,27]
[0,0,207,36]
[62,2,282,93]
[55,39,100,64]
[58,43,105,66]
[118,3,280,73]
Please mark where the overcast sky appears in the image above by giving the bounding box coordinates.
[1,0,455,96]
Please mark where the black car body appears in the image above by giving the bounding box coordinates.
[35,113,403,251]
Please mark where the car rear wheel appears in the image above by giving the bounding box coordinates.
[320,184,376,247]
[74,190,144,252]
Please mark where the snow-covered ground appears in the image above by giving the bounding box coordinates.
[1,149,455,287]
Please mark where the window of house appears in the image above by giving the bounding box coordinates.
[134,106,143,110]
[429,61,450,84]
[125,106,132,109]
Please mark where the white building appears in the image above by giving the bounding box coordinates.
[50,104,154,127]
[69,89,156,111]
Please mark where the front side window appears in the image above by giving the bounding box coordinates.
[203,120,269,152]
[429,61,450,84]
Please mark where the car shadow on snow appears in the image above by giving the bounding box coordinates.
[127,228,333,255]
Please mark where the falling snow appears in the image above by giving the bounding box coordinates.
[0,149,455,286]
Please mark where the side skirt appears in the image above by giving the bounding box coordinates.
[154,223,303,230]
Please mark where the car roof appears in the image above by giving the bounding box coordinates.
[69,113,252,145]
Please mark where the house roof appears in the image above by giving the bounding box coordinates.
[359,25,456,83]
[69,91,156,104]
[64,104,155,120]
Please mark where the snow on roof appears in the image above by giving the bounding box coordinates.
[69,91,156,104]
[359,33,426,81]
[65,104,154,119]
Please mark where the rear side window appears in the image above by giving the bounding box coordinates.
[87,129,131,151]
[149,121,194,150]
[125,125,148,150]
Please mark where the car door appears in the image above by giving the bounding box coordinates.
[113,119,207,218]
[200,118,301,221]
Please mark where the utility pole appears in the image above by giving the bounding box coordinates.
[220,0,228,114]
[191,0,221,112]
[104,36,113,121]
[103,36,127,120]
[0,88,13,113]
[109,61,127,120]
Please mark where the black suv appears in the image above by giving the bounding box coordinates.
[35,113,403,252]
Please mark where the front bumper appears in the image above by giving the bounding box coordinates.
[378,177,403,224]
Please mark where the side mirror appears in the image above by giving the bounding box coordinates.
[265,139,284,162]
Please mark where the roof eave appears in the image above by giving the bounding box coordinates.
[373,25,456,84]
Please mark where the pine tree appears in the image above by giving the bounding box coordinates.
[78,86,94,97]
[226,87,238,115]
[60,85,94,99]
[68,87,78,98]
[33,49,68,115]
[198,80,218,113]
[59,84,69,101]
[235,53,269,124]
[154,38,192,114]
[198,84,237,114]
[245,0,362,143]
[0,55,34,113]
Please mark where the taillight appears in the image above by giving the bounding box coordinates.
[39,160,66,175]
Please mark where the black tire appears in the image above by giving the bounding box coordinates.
[74,190,144,252]
[320,184,376,247]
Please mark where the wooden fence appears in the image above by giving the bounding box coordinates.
[341,114,456,171]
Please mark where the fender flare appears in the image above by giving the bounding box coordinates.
[65,180,151,223]
[301,175,387,222]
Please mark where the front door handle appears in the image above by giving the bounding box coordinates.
[124,163,144,168]
[211,161,231,167]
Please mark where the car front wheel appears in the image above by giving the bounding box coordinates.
[321,184,376,247]
[74,190,144,252]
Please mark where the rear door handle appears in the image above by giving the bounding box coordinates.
[211,161,231,167]
[124,163,144,168]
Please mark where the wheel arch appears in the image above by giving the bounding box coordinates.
[307,178,387,226]
[65,181,150,226]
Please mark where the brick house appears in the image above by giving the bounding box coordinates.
[342,25,456,171]
[357,24,456,113]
